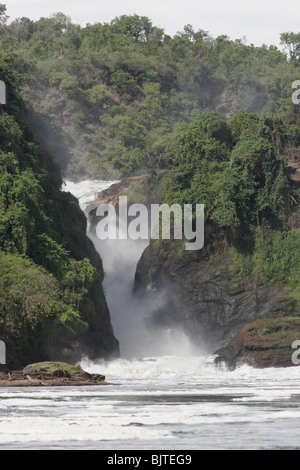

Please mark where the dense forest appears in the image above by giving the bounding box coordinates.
[0,4,300,366]
[0,7,299,179]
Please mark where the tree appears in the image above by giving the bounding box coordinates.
[0,4,8,26]
[50,12,72,33]
[182,24,209,42]
[8,17,34,42]
[280,32,300,61]
[110,14,156,45]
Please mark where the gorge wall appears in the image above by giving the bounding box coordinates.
[0,68,120,369]
[135,238,297,354]
[85,174,300,365]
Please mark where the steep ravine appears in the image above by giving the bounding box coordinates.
[75,175,300,367]
[81,177,202,358]
[132,182,300,368]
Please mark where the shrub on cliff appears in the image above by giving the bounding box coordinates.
[0,252,88,368]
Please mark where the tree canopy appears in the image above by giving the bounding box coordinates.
[0,10,299,179]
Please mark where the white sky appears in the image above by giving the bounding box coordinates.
[3,0,300,48]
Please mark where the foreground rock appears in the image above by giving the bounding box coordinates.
[214,317,300,369]
[0,362,107,387]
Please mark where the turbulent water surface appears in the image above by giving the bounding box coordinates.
[0,180,299,450]
[1,358,300,450]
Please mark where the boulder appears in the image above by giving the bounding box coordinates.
[0,361,106,387]
[214,317,300,369]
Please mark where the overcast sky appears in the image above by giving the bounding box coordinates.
[3,0,300,48]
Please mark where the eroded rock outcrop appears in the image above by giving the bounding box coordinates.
[214,318,300,369]
[0,362,107,387]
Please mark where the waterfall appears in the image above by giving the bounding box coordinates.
[63,179,200,359]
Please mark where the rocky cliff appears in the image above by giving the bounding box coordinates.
[0,61,120,369]
[135,236,298,355]
[84,156,300,369]
[129,163,300,368]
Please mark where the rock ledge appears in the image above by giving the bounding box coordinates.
[214,317,300,369]
[0,361,107,387]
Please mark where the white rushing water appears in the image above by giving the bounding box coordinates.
[0,179,299,450]
[64,179,201,359]
[62,179,120,214]
[1,359,300,450]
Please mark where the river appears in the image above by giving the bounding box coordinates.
[0,359,300,449]
[0,179,299,450]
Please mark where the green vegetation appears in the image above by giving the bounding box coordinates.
[0,5,299,366]
[158,110,300,304]
[253,229,300,299]
[161,111,297,229]
[0,9,299,179]
[0,35,114,367]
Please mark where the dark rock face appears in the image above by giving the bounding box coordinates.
[135,239,298,354]
[214,318,300,369]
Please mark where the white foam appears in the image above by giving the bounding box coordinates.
[62,179,119,213]
[0,416,174,444]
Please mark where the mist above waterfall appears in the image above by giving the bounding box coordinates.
[88,220,200,359]
[64,179,202,359]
